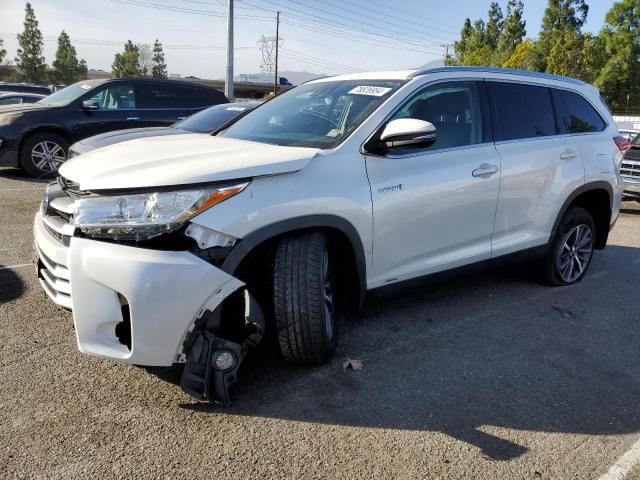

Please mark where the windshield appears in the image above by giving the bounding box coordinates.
[176,103,257,133]
[221,80,403,148]
[37,81,102,107]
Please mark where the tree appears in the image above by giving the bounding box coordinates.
[15,2,47,83]
[502,38,536,69]
[112,40,141,78]
[496,0,527,65]
[138,43,152,76]
[486,2,504,50]
[533,0,590,71]
[547,31,603,82]
[593,0,640,111]
[0,39,6,64]
[448,18,473,65]
[52,31,88,84]
[151,39,168,78]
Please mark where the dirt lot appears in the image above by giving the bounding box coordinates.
[1,166,639,479]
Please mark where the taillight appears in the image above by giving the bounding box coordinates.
[614,136,630,152]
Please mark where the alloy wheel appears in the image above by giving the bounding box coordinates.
[557,224,593,283]
[31,141,65,173]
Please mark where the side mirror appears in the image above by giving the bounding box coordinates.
[82,99,99,110]
[379,118,437,148]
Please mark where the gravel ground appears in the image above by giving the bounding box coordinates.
[1,166,640,479]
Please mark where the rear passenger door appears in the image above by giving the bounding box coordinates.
[136,83,190,127]
[488,81,584,257]
[365,80,501,285]
[552,88,612,184]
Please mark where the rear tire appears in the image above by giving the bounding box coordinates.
[540,207,595,286]
[19,132,68,178]
[273,231,337,365]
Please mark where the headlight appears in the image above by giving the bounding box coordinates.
[0,113,23,126]
[72,182,248,240]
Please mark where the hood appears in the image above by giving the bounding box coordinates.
[71,127,184,153]
[0,102,51,114]
[59,134,320,190]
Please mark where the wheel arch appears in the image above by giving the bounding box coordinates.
[221,215,367,310]
[18,126,73,156]
[550,181,613,250]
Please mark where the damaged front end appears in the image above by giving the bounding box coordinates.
[180,288,265,406]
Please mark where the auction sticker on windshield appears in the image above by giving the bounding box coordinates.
[348,86,392,96]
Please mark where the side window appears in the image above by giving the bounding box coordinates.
[387,81,484,151]
[555,89,606,133]
[0,97,21,105]
[138,84,218,109]
[488,82,556,141]
[90,84,136,110]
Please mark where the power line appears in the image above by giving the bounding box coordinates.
[281,48,363,72]
[0,32,254,51]
[108,0,273,20]
[248,0,443,50]
[350,0,461,32]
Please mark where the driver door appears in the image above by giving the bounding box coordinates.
[365,80,501,286]
[74,83,143,139]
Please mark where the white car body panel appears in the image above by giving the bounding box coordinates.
[58,134,320,190]
[34,67,623,366]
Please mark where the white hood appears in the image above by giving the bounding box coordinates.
[59,134,320,190]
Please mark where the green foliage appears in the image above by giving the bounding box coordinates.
[0,39,6,64]
[15,2,47,83]
[496,0,526,65]
[151,40,168,79]
[533,0,590,71]
[502,38,536,69]
[592,0,640,111]
[112,40,141,78]
[486,2,504,50]
[52,31,87,84]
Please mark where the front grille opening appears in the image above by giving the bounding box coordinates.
[115,295,132,351]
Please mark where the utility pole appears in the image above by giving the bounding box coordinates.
[440,43,451,62]
[273,11,280,96]
[225,0,234,99]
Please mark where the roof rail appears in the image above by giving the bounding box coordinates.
[410,66,585,85]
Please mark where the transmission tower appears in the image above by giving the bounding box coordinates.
[257,34,283,73]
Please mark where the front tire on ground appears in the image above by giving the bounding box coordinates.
[19,132,68,178]
[273,231,337,365]
[541,206,596,286]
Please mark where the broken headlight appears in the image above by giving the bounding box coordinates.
[71,182,248,241]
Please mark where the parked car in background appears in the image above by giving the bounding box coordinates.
[621,131,640,201]
[35,67,623,404]
[0,92,46,105]
[618,128,639,142]
[0,83,52,95]
[64,100,261,162]
[0,78,228,177]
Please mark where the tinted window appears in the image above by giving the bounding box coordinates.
[555,89,606,133]
[387,81,484,151]
[176,103,255,133]
[90,84,136,109]
[138,84,226,109]
[489,82,556,141]
[0,96,21,105]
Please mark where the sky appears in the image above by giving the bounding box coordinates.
[1,0,616,80]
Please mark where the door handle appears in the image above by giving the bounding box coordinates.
[472,163,499,178]
[126,116,141,121]
[560,149,578,160]
[176,116,186,120]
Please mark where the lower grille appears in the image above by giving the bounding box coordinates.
[36,244,72,310]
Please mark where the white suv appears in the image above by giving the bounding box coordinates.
[34,67,624,404]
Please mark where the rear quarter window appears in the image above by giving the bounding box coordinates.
[488,82,557,141]
[553,89,606,133]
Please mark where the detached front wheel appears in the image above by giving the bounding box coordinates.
[273,231,337,365]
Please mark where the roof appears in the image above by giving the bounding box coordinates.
[306,66,586,86]
[307,70,417,83]
[410,66,585,85]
